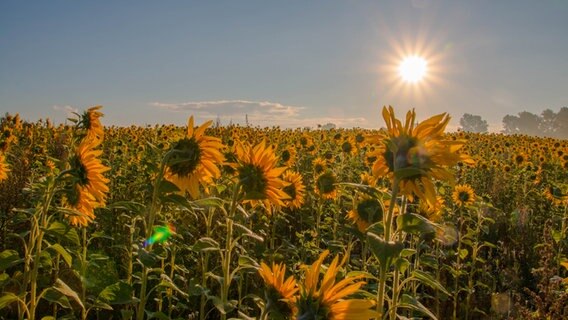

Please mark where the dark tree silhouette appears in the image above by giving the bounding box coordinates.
[459,113,488,133]
[502,107,568,138]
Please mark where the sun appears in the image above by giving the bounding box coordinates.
[398,56,428,83]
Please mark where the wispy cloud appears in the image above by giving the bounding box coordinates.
[150,99,371,128]
[53,105,78,116]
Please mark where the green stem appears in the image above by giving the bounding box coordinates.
[81,227,88,320]
[220,184,241,320]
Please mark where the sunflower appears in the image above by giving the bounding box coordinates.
[367,106,471,206]
[63,185,99,227]
[315,171,338,200]
[235,140,289,209]
[0,152,9,182]
[280,147,297,167]
[259,262,298,318]
[282,170,306,209]
[347,196,383,232]
[544,184,567,206]
[296,250,378,320]
[417,196,445,222]
[70,138,110,204]
[340,137,357,156]
[80,106,104,145]
[313,157,327,175]
[452,184,476,207]
[164,116,224,199]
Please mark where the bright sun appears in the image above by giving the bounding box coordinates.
[398,56,428,83]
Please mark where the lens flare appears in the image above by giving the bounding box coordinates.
[398,56,428,83]
[144,224,176,247]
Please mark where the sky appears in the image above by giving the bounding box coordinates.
[1,1,567,131]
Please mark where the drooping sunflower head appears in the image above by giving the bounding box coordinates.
[347,196,384,232]
[315,171,338,200]
[235,140,289,209]
[165,116,224,199]
[282,170,306,210]
[63,185,98,227]
[69,138,110,205]
[296,250,378,320]
[259,262,298,318]
[0,152,9,182]
[313,157,327,175]
[367,106,470,206]
[417,196,445,222]
[544,184,567,206]
[452,184,476,207]
[79,106,104,145]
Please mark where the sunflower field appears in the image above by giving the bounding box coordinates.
[0,106,567,320]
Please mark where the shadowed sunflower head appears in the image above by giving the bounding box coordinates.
[78,106,104,145]
[544,184,567,206]
[165,116,224,199]
[259,262,298,319]
[69,138,110,205]
[313,157,327,175]
[296,250,378,320]
[282,170,306,210]
[235,140,289,211]
[347,196,384,232]
[452,184,476,207]
[0,152,9,182]
[315,171,338,200]
[367,106,472,206]
[63,185,98,227]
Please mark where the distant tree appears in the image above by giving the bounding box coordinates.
[502,111,542,136]
[459,113,488,133]
[321,123,337,130]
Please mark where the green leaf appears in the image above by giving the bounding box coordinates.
[0,250,22,271]
[0,292,19,309]
[345,270,378,280]
[41,317,57,320]
[395,258,410,273]
[161,193,192,209]
[238,255,259,269]
[54,278,85,310]
[459,248,469,260]
[46,244,72,268]
[367,232,403,270]
[147,311,170,320]
[193,197,224,208]
[400,248,417,258]
[193,237,220,252]
[210,296,236,315]
[397,213,435,235]
[400,293,438,320]
[158,179,180,194]
[121,309,134,320]
[46,221,80,246]
[138,248,158,268]
[394,167,425,180]
[412,270,450,296]
[90,231,114,241]
[234,223,264,242]
[0,273,9,287]
[41,288,72,309]
[97,281,136,305]
[159,274,188,298]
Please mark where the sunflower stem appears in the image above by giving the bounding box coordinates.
[220,183,241,320]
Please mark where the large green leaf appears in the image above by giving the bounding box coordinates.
[0,250,22,271]
[97,281,136,305]
[399,294,437,320]
[54,279,85,310]
[46,244,72,268]
[41,288,72,309]
[412,270,450,296]
[192,237,220,252]
[397,213,435,234]
[45,221,80,246]
[367,232,403,269]
[0,292,19,309]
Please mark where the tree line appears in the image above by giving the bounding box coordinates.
[459,107,568,139]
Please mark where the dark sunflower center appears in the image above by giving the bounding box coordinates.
[317,172,336,194]
[283,183,297,200]
[341,141,353,153]
[314,163,324,175]
[355,134,365,143]
[238,164,268,199]
[168,138,201,177]
[383,136,429,178]
[71,155,89,185]
[515,155,524,164]
[356,198,383,223]
[458,191,470,203]
[281,150,291,162]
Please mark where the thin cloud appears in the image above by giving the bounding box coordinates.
[149,99,370,128]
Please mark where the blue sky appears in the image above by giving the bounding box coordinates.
[1,1,567,130]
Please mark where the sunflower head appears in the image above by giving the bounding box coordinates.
[235,140,289,209]
[296,250,378,320]
[259,262,298,319]
[69,138,110,205]
[452,184,476,207]
[0,152,9,182]
[282,171,306,209]
[63,185,98,227]
[315,171,338,200]
[164,116,224,199]
[348,196,383,232]
[78,106,104,145]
